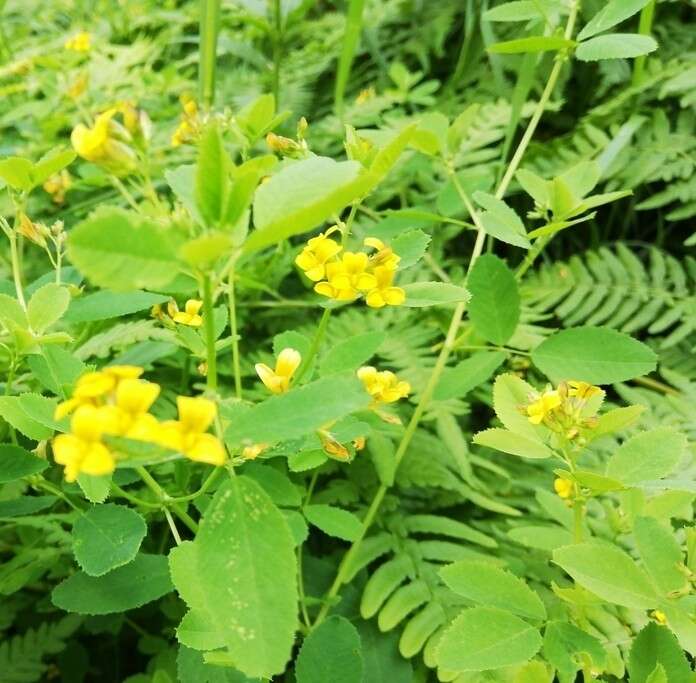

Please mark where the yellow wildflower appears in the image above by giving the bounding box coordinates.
[242,443,268,460]
[315,252,377,301]
[255,348,302,394]
[113,378,161,440]
[526,389,561,425]
[353,436,366,451]
[357,366,411,404]
[295,227,343,282]
[567,381,603,401]
[71,108,137,174]
[171,94,199,147]
[319,432,350,460]
[554,477,573,499]
[52,405,118,482]
[18,213,48,247]
[43,170,72,204]
[365,265,406,308]
[64,31,91,52]
[651,610,667,625]
[355,87,375,105]
[168,300,203,327]
[158,397,225,465]
[364,237,400,270]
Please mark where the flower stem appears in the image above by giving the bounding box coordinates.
[135,466,199,533]
[311,1,582,629]
[8,230,26,310]
[199,0,220,109]
[201,273,218,392]
[272,0,283,107]
[295,307,331,385]
[632,0,657,86]
[228,267,243,399]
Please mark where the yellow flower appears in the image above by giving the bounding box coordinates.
[114,378,161,440]
[71,108,136,174]
[295,227,342,282]
[158,397,226,466]
[651,610,667,625]
[43,170,72,204]
[52,405,117,482]
[64,31,91,52]
[364,237,400,270]
[357,366,411,404]
[567,381,603,401]
[355,87,375,105]
[18,213,48,247]
[526,389,561,424]
[171,94,199,147]
[255,348,302,394]
[353,436,366,451]
[315,252,377,301]
[171,119,195,147]
[365,265,406,308]
[242,443,268,460]
[168,300,203,327]
[319,432,350,460]
[554,477,573,499]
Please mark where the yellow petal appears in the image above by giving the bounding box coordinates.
[184,299,203,316]
[314,282,336,298]
[365,290,386,308]
[71,405,111,441]
[364,237,386,251]
[54,397,82,420]
[186,433,226,465]
[116,378,160,414]
[80,443,115,477]
[104,365,144,380]
[383,287,405,306]
[304,264,326,282]
[255,363,283,393]
[275,348,302,379]
[125,413,162,442]
[177,396,217,433]
[73,371,116,399]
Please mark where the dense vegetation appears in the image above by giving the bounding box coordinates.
[0,0,694,681]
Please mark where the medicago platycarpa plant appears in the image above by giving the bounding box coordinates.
[0,0,694,681]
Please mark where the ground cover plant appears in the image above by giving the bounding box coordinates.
[0,0,694,680]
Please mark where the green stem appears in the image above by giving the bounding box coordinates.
[294,308,331,385]
[573,494,584,543]
[201,274,218,392]
[8,231,26,310]
[515,233,551,280]
[110,176,140,211]
[135,466,199,533]
[228,268,243,399]
[199,0,221,108]
[632,0,656,87]
[312,1,582,629]
[272,0,283,107]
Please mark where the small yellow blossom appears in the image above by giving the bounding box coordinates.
[158,397,226,465]
[319,432,350,460]
[365,265,406,308]
[255,348,302,394]
[43,170,72,204]
[114,378,161,440]
[567,381,603,401]
[18,213,48,247]
[357,366,411,404]
[364,237,400,270]
[64,31,91,52]
[353,436,366,451]
[554,477,573,499]
[242,443,268,460]
[171,94,199,147]
[315,252,377,301]
[168,300,203,327]
[526,389,562,424]
[355,87,375,105]
[71,108,137,174]
[52,405,117,481]
[651,610,667,625]
[295,227,342,282]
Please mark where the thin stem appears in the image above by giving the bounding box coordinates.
[272,0,283,107]
[573,493,584,544]
[199,0,221,109]
[632,0,656,86]
[515,233,551,280]
[111,176,140,211]
[111,482,161,508]
[228,267,243,399]
[168,467,223,503]
[312,2,582,628]
[164,507,182,545]
[201,273,218,392]
[294,308,331,385]
[135,466,199,533]
[8,231,26,310]
[633,375,680,397]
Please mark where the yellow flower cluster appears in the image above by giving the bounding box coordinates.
[171,94,199,147]
[152,299,204,327]
[296,230,406,308]
[526,380,603,439]
[52,366,225,482]
[43,170,72,204]
[64,31,91,52]
[255,348,302,394]
[358,366,410,404]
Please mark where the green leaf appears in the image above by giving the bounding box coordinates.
[320,331,385,376]
[333,0,367,114]
[434,351,506,401]
[473,192,530,249]
[543,621,606,681]
[243,463,302,507]
[32,148,76,186]
[169,476,297,679]
[440,561,546,620]
[391,230,431,268]
[224,375,369,447]
[195,123,233,228]
[0,444,48,482]
[553,542,658,608]
[67,207,181,291]
[295,616,363,683]
[467,255,520,345]
[0,394,58,440]
[0,157,34,190]
[606,428,686,486]
[634,517,688,595]
[166,164,204,225]
[400,282,470,307]
[72,503,147,577]
[436,606,542,671]
[628,623,692,683]
[247,157,368,253]
[366,124,416,187]
[77,473,111,503]
[27,347,86,398]
[65,290,169,323]
[488,36,575,54]
[484,1,547,22]
[27,284,71,333]
[304,504,362,541]
[0,293,28,329]
[590,405,644,440]
[492,373,544,439]
[578,0,653,40]
[358,621,412,683]
[474,428,553,459]
[576,33,658,61]
[178,646,260,683]
[52,553,172,614]
[508,526,573,552]
[531,326,657,384]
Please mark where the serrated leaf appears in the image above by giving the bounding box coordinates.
[320,331,385,376]
[488,36,575,54]
[391,230,431,268]
[0,444,48,482]
[578,0,653,40]
[401,282,470,307]
[72,504,147,577]
[65,290,170,323]
[543,621,607,680]
[52,553,172,614]
[304,504,362,541]
[434,351,506,401]
[531,326,657,384]
[468,255,520,344]
[628,623,692,683]
[634,516,688,595]
[474,428,552,459]
[473,192,530,249]
[576,33,658,61]
[27,283,70,333]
